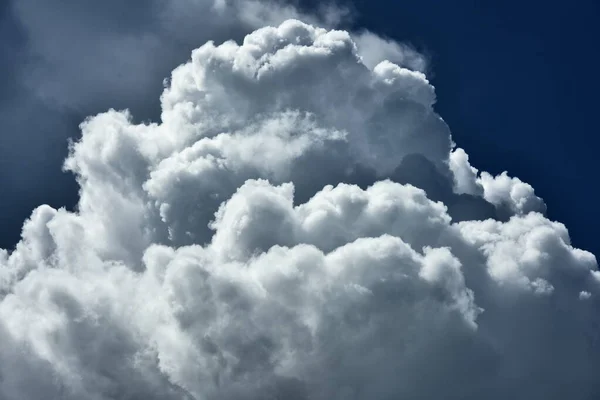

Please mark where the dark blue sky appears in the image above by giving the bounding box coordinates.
[0,0,598,258]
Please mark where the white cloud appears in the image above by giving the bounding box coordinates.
[354,30,428,72]
[449,147,483,196]
[478,171,546,216]
[1,18,599,400]
[449,147,546,216]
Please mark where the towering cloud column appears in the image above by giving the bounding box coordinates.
[0,19,598,400]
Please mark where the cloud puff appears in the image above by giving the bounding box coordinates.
[1,19,599,400]
[450,147,546,217]
[353,30,428,72]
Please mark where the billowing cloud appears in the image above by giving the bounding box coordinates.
[1,19,598,400]
[353,30,428,72]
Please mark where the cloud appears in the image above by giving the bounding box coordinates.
[450,147,547,218]
[1,19,599,400]
[353,30,428,72]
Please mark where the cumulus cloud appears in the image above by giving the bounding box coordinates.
[1,19,599,400]
[353,30,428,72]
[449,147,547,218]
